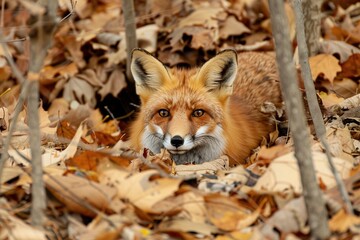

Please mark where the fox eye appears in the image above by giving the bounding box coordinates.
[192,109,205,117]
[158,109,170,117]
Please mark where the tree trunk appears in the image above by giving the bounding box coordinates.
[302,0,322,56]
[122,0,138,82]
[268,0,330,238]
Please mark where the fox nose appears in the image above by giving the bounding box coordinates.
[170,135,184,148]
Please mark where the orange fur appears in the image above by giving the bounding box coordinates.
[129,49,282,165]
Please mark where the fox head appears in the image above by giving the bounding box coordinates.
[130,49,238,164]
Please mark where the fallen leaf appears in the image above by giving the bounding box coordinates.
[63,76,96,107]
[309,54,341,83]
[319,92,344,108]
[175,155,230,176]
[158,219,219,236]
[340,53,360,78]
[329,209,360,232]
[254,151,353,195]
[319,78,358,99]
[206,194,260,231]
[0,209,46,240]
[98,67,126,100]
[219,15,250,39]
[319,39,360,63]
[178,7,223,29]
[45,174,117,217]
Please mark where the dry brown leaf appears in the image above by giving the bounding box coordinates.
[98,68,126,100]
[340,53,360,78]
[66,151,131,171]
[63,76,96,107]
[45,174,117,217]
[175,155,229,176]
[60,35,86,69]
[309,54,341,83]
[110,170,182,213]
[178,7,223,29]
[158,219,219,236]
[329,209,360,232]
[48,98,70,121]
[257,145,291,163]
[260,197,308,237]
[320,78,358,99]
[19,0,45,15]
[219,15,250,39]
[324,126,354,162]
[0,209,46,240]
[40,63,78,85]
[319,92,344,108]
[319,40,360,63]
[206,194,258,231]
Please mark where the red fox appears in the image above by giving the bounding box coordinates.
[129,49,282,166]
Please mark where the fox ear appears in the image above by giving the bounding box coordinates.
[196,49,238,95]
[131,49,170,95]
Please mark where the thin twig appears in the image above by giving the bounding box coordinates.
[292,0,353,214]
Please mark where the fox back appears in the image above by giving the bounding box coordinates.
[129,49,282,165]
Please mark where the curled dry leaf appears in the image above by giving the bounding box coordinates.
[309,54,341,83]
[45,174,117,217]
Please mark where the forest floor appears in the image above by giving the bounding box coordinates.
[1,0,360,239]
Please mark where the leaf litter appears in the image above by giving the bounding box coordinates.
[1,0,360,239]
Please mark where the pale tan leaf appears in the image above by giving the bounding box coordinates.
[19,0,45,15]
[329,209,360,232]
[158,219,219,235]
[309,54,341,83]
[63,76,96,107]
[254,151,353,195]
[116,170,182,212]
[48,98,70,121]
[319,92,344,108]
[178,8,223,29]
